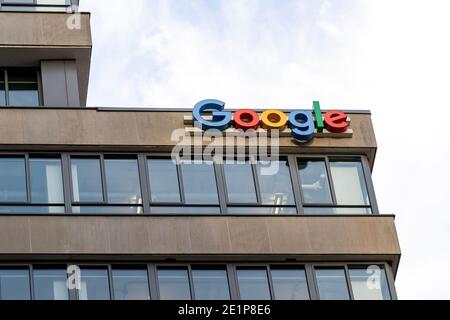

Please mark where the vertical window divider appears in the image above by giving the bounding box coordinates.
[324,157,338,206]
[36,69,43,106]
[28,265,35,301]
[61,153,73,214]
[176,160,186,205]
[147,264,158,300]
[251,156,263,205]
[4,70,9,106]
[343,265,355,300]
[384,263,398,300]
[214,160,228,214]
[99,154,108,204]
[24,154,32,204]
[228,264,241,300]
[137,154,151,214]
[266,265,276,300]
[288,156,305,215]
[187,265,195,300]
[305,264,319,300]
[107,265,114,300]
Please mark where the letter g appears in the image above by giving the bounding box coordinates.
[193,99,232,131]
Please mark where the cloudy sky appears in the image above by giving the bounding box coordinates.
[79,0,450,299]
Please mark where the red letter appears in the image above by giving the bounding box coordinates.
[324,111,349,133]
[234,110,260,131]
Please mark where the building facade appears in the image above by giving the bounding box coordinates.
[0,3,400,300]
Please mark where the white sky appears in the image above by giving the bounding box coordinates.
[79,0,450,299]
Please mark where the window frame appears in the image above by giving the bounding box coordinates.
[0,68,42,107]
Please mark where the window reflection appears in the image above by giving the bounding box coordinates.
[7,69,39,107]
[0,157,27,202]
[0,269,31,300]
[79,268,110,300]
[192,269,230,300]
[237,268,271,300]
[330,161,370,206]
[349,266,391,300]
[30,158,64,205]
[181,161,219,205]
[112,269,150,300]
[315,268,350,300]
[71,158,103,202]
[157,268,191,300]
[105,159,142,204]
[224,161,257,204]
[0,75,5,106]
[147,159,181,203]
[33,269,69,300]
[271,268,310,300]
[257,159,295,206]
[298,159,332,204]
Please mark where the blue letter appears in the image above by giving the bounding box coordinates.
[288,110,315,141]
[193,99,232,131]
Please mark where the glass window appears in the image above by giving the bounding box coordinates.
[257,159,295,206]
[298,159,332,204]
[30,158,64,204]
[147,159,181,203]
[349,266,391,300]
[0,269,31,300]
[271,268,310,300]
[315,268,350,300]
[157,268,191,300]
[72,206,143,215]
[181,161,219,205]
[192,269,230,300]
[79,268,110,300]
[0,72,5,106]
[105,159,142,204]
[0,157,27,202]
[71,158,103,202]
[7,69,39,107]
[330,161,370,206]
[112,269,150,300]
[224,161,257,204]
[237,268,271,300]
[33,269,69,300]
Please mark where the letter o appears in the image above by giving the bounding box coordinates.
[234,110,260,131]
[261,110,288,131]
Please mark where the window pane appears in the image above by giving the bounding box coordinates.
[0,157,27,202]
[0,82,5,106]
[237,269,271,300]
[257,159,295,206]
[79,268,110,300]
[298,159,332,204]
[30,158,64,204]
[0,206,65,214]
[0,269,31,300]
[315,268,350,300]
[226,207,297,215]
[192,269,230,300]
[148,159,181,203]
[271,268,310,300]
[105,159,142,204]
[72,206,143,215]
[330,161,370,206]
[33,269,69,300]
[349,266,391,300]
[150,206,220,214]
[181,161,219,205]
[112,269,150,300]
[157,268,191,300]
[71,158,103,202]
[303,207,372,215]
[8,83,39,107]
[224,161,257,204]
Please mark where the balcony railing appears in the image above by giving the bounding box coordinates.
[0,0,78,12]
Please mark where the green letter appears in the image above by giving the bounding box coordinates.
[313,101,324,133]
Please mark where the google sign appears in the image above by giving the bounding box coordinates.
[190,99,351,142]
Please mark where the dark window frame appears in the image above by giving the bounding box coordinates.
[0,68,41,107]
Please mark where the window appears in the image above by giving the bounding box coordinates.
[0,156,65,214]
[0,269,31,300]
[71,156,143,214]
[79,268,110,300]
[315,268,350,300]
[271,268,310,300]
[0,69,39,107]
[224,160,257,204]
[298,158,372,215]
[0,0,75,12]
[192,268,230,300]
[112,268,150,300]
[236,268,271,300]
[148,158,220,214]
[349,266,391,300]
[157,268,191,300]
[33,268,69,300]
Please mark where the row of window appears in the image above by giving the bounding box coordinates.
[0,154,375,215]
[0,263,393,300]
[0,69,40,107]
[0,1,74,12]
